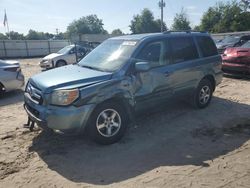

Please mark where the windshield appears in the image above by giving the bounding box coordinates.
[57,45,73,54]
[78,39,137,72]
[221,36,240,44]
[241,41,250,48]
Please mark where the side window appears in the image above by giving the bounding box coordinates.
[137,41,170,68]
[77,47,86,54]
[170,37,199,64]
[70,47,76,54]
[197,36,218,57]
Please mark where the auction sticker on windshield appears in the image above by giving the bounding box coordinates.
[122,41,137,46]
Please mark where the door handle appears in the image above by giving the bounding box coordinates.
[164,71,171,77]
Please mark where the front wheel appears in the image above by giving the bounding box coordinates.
[56,60,66,67]
[86,102,128,145]
[193,79,213,109]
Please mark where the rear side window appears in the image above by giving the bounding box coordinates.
[170,37,199,63]
[197,36,218,57]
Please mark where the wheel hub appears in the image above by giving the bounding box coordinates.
[96,109,121,137]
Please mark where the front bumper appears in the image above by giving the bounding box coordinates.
[222,62,250,75]
[24,92,95,134]
[39,60,53,69]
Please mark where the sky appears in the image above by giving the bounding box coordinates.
[0,0,232,35]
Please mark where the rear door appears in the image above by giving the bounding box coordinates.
[168,36,200,96]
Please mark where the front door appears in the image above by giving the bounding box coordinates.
[133,40,174,112]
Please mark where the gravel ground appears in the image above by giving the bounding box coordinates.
[0,58,250,188]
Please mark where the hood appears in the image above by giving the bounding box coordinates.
[43,53,62,60]
[29,65,113,93]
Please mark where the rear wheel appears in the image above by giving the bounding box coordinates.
[56,60,66,67]
[86,102,128,145]
[193,79,213,109]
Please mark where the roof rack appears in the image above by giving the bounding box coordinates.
[163,30,208,34]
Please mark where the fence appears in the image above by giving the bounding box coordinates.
[0,40,70,58]
[2,31,250,59]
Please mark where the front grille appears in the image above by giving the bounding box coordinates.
[222,68,250,75]
[223,60,245,65]
[26,82,43,105]
[26,104,40,118]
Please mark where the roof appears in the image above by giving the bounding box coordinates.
[111,31,210,41]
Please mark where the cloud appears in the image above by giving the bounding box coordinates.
[185,6,197,11]
[185,5,202,17]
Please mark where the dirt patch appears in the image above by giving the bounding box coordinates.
[0,131,39,180]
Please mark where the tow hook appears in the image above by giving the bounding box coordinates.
[23,118,35,131]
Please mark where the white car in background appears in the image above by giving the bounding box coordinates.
[0,59,25,95]
[39,45,88,70]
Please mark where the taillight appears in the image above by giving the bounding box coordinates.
[4,67,20,72]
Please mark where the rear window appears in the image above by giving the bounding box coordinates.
[197,36,218,57]
[170,37,199,63]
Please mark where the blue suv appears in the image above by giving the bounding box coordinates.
[24,31,222,144]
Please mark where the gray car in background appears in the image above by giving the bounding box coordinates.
[0,59,25,95]
[39,45,88,70]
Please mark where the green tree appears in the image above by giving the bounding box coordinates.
[193,25,201,31]
[5,31,25,40]
[171,8,191,31]
[26,30,45,40]
[111,29,124,35]
[0,33,8,40]
[129,8,167,34]
[200,1,250,33]
[55,32,67,40]
[66,15,106,38]
[25,30,56,40]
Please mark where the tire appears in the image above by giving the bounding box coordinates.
[0,83,5,97]
[193,78,213,109]
[86,102,128,145]
[56,60,66,67]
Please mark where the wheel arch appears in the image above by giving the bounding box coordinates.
[201,75,216,91]
[56,59,67,66]
[95,96,134,122]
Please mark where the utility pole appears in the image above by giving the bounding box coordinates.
[158,0,166,32]
[56,28,59,35]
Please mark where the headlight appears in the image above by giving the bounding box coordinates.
[40,60,50,64]
[50,89,79,106]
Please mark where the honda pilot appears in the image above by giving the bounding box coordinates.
[24,31,222,144]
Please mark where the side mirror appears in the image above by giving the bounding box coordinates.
[135,62,150,72]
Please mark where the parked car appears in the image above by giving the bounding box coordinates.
[24,32,222,144]
[39,45,88,70]
[222,40,250,76]
[0,59,25,95]
[216,35,250,54]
